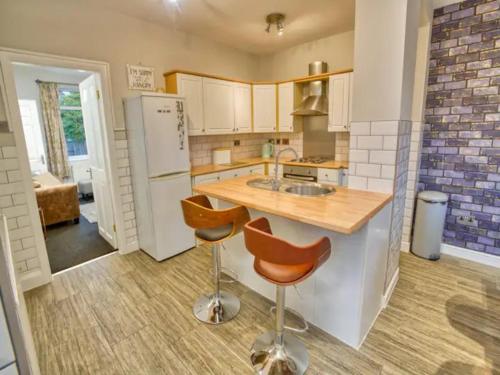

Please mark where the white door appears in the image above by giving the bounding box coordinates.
[149,173,195,260]
[79,75,116,248]
[328,73,350,132]
[17,100,47,174]
[203,78,235,134]
[234,83,252,133]
[177,74,204,135]
[141,96,190,176]
[253,84,276,133]
[278,82,294,132]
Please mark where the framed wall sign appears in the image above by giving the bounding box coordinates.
[127,64,155,91]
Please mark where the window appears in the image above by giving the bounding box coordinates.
[58,86,88,159]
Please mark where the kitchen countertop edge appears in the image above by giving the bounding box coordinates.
[191,157,349,177]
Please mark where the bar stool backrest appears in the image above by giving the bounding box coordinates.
[244,217,331,266]
[181,194,250,238]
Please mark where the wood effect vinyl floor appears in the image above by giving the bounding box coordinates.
[25,246,500,374]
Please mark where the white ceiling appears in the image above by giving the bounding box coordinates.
[93,0,355,55]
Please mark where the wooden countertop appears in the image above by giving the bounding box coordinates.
[193,175,392,234]
[191,157,348,177]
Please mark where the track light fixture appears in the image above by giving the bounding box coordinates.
[265,13,285,36]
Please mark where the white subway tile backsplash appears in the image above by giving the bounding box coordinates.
[356,163,381,178]
[357,136,383,150]
[370,150,397,165]
[349,149,369,163]
[381,165,396,179]
[350,122,371,136]
[370,121,399,135]
[383,136,398,150]
[349,176,368,190]
[367,178,395,193]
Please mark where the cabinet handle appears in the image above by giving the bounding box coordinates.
[202,129,205,132]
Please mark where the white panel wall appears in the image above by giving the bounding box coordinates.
[0,141,39,274]
[114,138,138,252]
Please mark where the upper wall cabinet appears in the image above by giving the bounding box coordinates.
[328,72,352,132]
[234,83,252,133]
[203,78,235,134]
[278,82,302,133]
[253,84,276,133]
[176,74,205,135]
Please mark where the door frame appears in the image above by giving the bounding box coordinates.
[0,47,130,290]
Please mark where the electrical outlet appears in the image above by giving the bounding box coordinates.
[282,138,289,145]
[457,215,478,227]
[234,140,240,146]
[276,139,281,145]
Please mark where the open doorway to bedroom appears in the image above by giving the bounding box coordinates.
[12,63,117,273]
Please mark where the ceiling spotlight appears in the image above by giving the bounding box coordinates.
[265,13,285,36]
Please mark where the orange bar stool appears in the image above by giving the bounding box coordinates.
[244,217,331,374]
[181,195,250,324]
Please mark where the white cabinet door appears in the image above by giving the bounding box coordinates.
[328,73,351,132]
[234,83,252,133]
[317,168,340,185]
[177,74,204,135]
[253,84,276,133]
[203,78,235,134]
[193,172,220,186]
[248,164,265,175]
[219,168,243,180]
[348,72,354,129]
[278,82,294,132]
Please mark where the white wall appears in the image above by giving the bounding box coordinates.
[0,0,260,130]
[256,31,354,81]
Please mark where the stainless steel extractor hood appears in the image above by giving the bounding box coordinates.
[292,61,329,116]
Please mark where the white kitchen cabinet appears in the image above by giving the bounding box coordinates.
[177,74,205,135]
[203,78,235,134]
[328,73,351,132]
[317,168,346,186]
[234,83,252,133]
[253,84,277,133]
[247,164,265,175]
[219,168,243,181]
[278,82,294,132]
[192,172,220,208]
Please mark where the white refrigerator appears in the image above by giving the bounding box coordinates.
[124,93,195,261]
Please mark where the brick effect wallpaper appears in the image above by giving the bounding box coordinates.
[420,0,500,254]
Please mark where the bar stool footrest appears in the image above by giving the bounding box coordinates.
[208,266,238,283]
[269,306,309,333]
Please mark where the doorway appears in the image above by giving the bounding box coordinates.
[12,63,117,273]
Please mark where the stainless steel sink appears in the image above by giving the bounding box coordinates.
[246,178,335,197]
[246,178,275,190]
[284,184,334,197]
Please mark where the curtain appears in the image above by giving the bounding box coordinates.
[38,82,70,180]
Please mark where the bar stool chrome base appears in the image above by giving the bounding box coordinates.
[250,331,308,375]
[193,291,240,325]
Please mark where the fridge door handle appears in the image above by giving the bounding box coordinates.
[149,171,191,181]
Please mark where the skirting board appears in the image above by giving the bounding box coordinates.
[382,267,399,308]
[441,243,500,268]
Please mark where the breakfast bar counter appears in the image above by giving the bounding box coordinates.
[193,175,394,349]
[192,174,391,234]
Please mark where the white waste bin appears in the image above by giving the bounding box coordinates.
[411,190,449,260]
